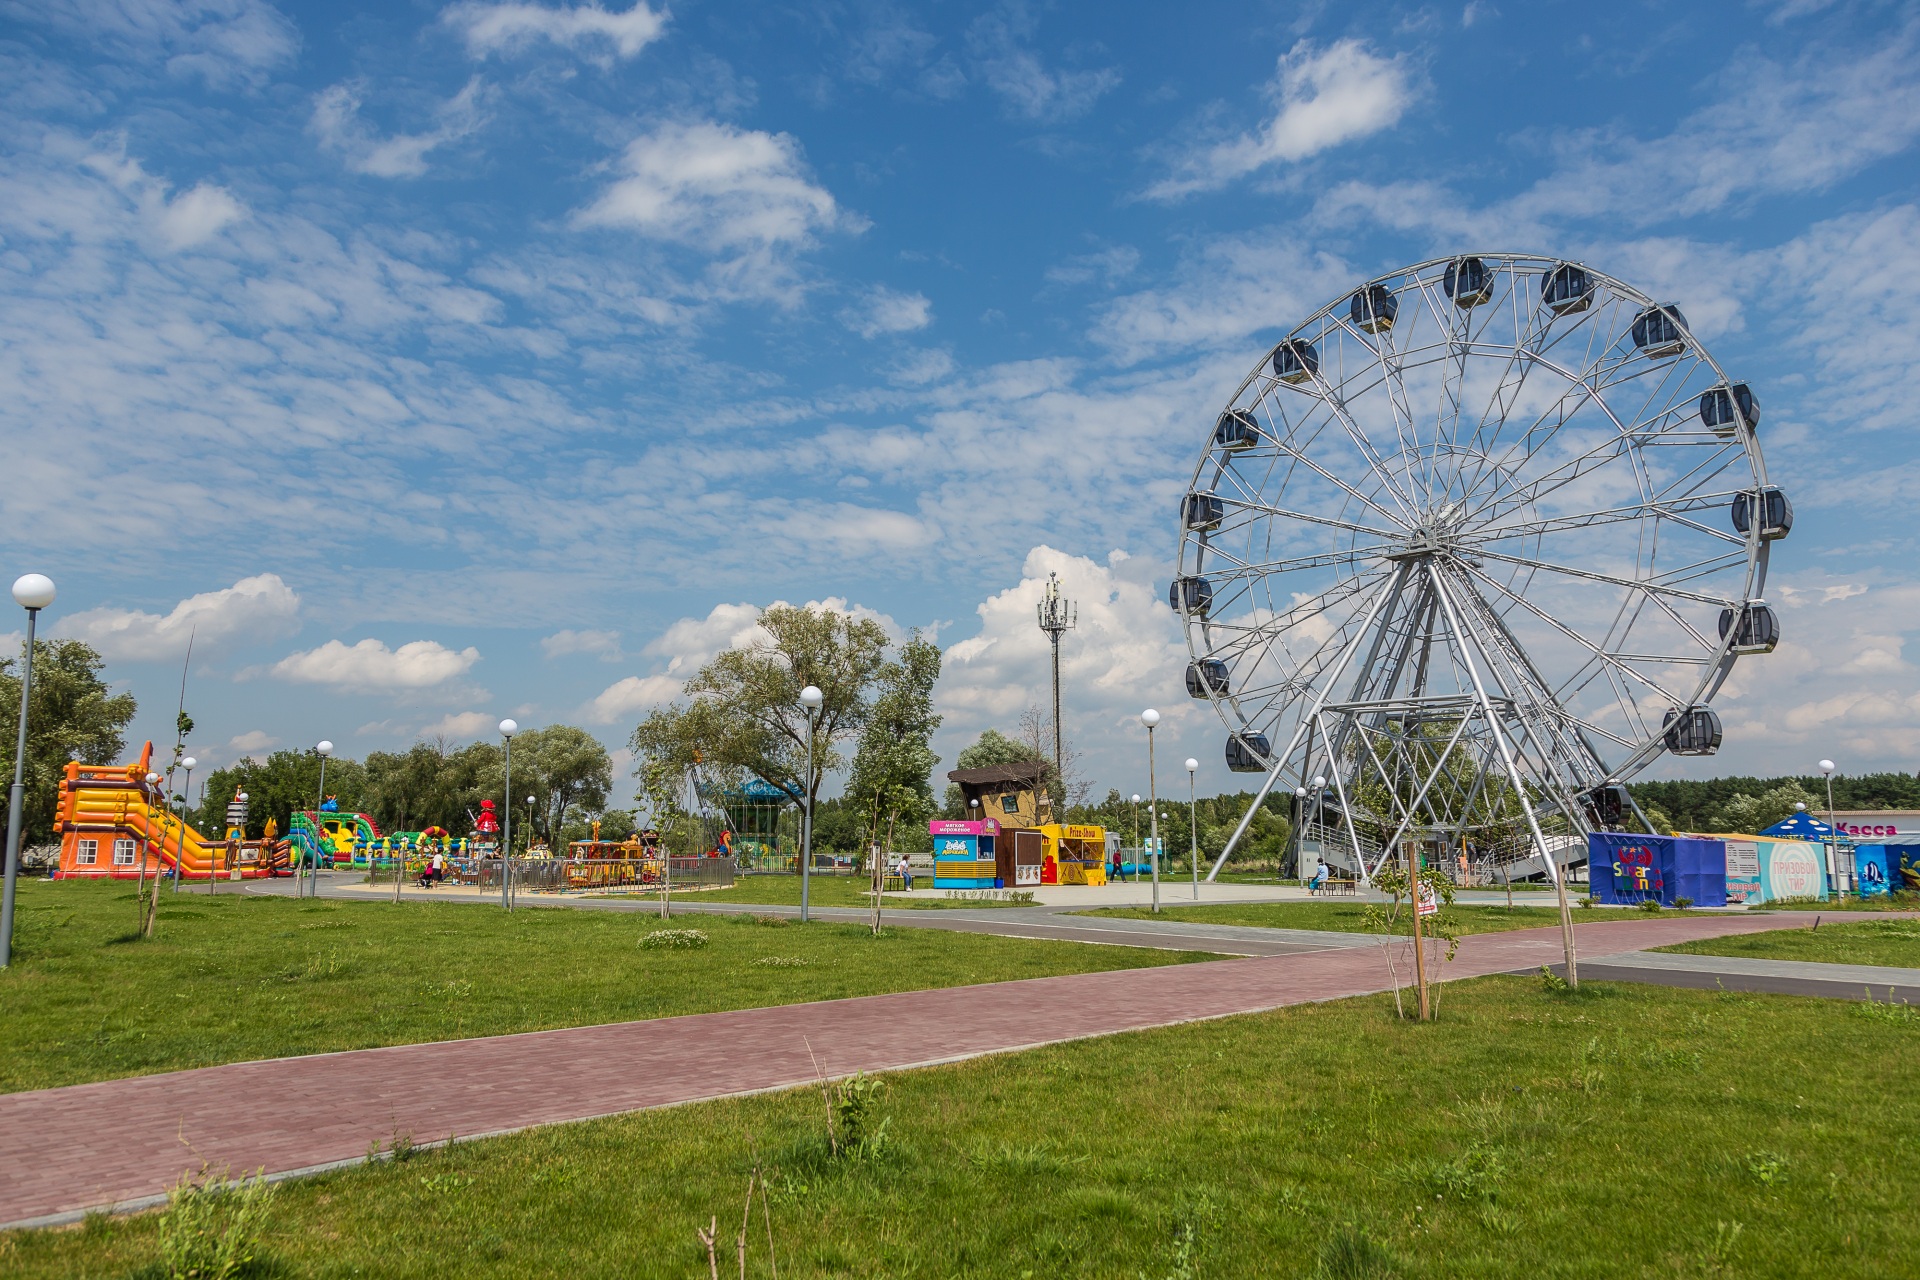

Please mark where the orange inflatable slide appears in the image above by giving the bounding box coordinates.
[55,742,283,881]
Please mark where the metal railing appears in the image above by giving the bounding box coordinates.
[366,855,736,894]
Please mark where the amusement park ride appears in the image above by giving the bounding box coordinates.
[1175,255,1784,886]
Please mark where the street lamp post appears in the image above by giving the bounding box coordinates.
[1,574,54,968]
[1294,786,1308,882]
[500,720,518,911]
[311,741,332,899]
[174,757,195,893]
[1819,758,1839,897]
[1129,794,1141,882]
[1141,710,1160,914]
[1310,774,1327,881]
[799,685,823,924]
[1185,759,1199,901]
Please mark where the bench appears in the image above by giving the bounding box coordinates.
[1311,878,1358,897]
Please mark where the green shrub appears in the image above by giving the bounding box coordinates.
[1638,899,1662,914]
[1674,896,1694,910]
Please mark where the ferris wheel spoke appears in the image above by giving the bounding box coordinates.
[1203,545,1402,580]
[1468,492,1747,547]
[1454,559,1708,708]
[1468,545,1738,608]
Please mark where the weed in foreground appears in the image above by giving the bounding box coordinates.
[156,1165,275,1280]
[1314,1224,1399,1279]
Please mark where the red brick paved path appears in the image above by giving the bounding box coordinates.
[0,914,1808,1227]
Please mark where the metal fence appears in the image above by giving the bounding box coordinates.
[367,855,736,895]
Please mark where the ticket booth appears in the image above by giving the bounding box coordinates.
[931,818,1000,888]
[1040,823,1108,885]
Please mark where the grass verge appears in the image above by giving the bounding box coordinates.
[1656,916,1920,968]
[649,874,1031,910]
[0,881,1196,1093]
[1078,899,1567,935]
[8,976,1917,1277]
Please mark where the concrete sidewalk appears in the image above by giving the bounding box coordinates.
[0,913,1807,1230]
[1574,948,1920,1002]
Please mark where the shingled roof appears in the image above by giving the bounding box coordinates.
[946,762,1048,786]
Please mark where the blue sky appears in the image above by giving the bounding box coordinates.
[2,0,1916,799]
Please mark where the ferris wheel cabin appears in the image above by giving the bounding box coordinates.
[1719,602,1780,655]
[1270,338,1319,384]
[1664,706,1724,756]
[1168,575,1214,617]
[1185,658,1230,698]
[1444,255,1492,307]
[1699,383,1760,436]
[1733,487,1793,540]
[1214,408,1260,450]
[1182,491,1225,531]
[1631,304,1689,358]
[1541,262,1594,314]
[1349,284,1397,334]
[1224,732,1272,773]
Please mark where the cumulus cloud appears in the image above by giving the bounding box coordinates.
[585,674,683,724]
[585,598,904,725]
[57,574,300,661]
[444,1,667,63]
[938,545,1209,790]
[311,78,491,179]
[572,120,843,252]
[541,628,623,660]
[840,285,933,338]
[227,729,277,755]
[1151,39,1412,199]
[269,638,481,691]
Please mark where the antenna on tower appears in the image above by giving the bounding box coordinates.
[1036,572,1076,811]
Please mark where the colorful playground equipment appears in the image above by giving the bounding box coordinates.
[54,743,283,880]
[288,807,383,869]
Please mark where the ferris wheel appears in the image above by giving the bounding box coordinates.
[1176,254,1786,881]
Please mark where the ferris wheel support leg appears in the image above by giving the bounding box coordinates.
[1205,572,1402,882]
[1427,566,1579,988]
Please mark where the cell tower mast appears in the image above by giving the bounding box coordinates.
[1036,572,1076,806]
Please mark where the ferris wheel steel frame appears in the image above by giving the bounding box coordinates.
[1176,253,1782,885]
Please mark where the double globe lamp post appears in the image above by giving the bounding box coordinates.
[175,756,196,893]
[2,573,56,968]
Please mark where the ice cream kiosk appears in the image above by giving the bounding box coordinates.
[931,818,1000,888]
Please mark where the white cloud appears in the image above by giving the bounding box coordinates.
[444,1,668,63]
[57,574,300,661]
[938,545,1210,790]
[841,285,933,339]
[80,146,247,251]
[572,120,844,253]
[1151,39,1412,199]
[585,597,907,726]
[228,729,277,755]
[311,78,492,179]
[541,628,623,660]
[269,638,481,691]
[418,710,498,739]
[585,673,683,724]
[967,11,1119,122]
[18,0,300,90]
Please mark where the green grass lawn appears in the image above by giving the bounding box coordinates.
[0,881,1195,1094]
[1657,916,1920,968]
[1080,899,1568,935]
[11,976,1917,1278]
